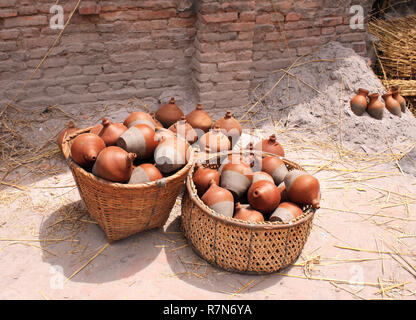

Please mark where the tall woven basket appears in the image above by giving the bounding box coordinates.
[181,150,316,274]
[62,127,195,242]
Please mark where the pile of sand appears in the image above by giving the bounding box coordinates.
[258,42,416,154]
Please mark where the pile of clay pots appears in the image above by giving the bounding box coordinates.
[350,87,406,119]
[194,136,321,224]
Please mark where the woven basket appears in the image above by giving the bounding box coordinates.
[382,79,416,97]
[62,127,195,242]
[181,150,316,274]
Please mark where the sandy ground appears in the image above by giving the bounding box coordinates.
[1,121,415,300]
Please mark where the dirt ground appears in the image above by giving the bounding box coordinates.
[1,111,415,300]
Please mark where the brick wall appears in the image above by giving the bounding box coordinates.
[0,0,372,112]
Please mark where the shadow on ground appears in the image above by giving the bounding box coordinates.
[164,216,287,295]
[39,200,162,283]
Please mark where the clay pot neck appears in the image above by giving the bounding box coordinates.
[102,118,111,127]
[358,88,369,96]
[268,135,276,143]
[235,202,243,210]
[382,92,393,100]
[68,121,75,128]
[196,104,203,110]
[225,111,233,119]
[368,93,379,101]
[169,97,175,104]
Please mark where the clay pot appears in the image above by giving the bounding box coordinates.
[270,202,303,223]
[261,156,289,186]
[234,203,264,223]
[169,116,198,144]
[392,88,406,113]
[201,180,234,218]
[193,163,221,197]
[350,88,369,116]
[57,121,79,152]
[155,128,176,142]
[129,163,163,184]
[277,182,288,203]
[220,162,253,198]
[123,112,157,130]
[92,146,136,183]
[213,110,242,147]
[90,123,103,135]
[117,124,158,159]
[149,112,164,130]
[284,170,320,209]
[382,92,401,117]
[252,171,274,184]
[247,180,281,215]
[70,133,106,168]
[154,136,190,174]
[98,118,128,146]
[199,125,231,153]
[254,135,285,157]
[367,93,384,120]
[186,104,213,133]
[155,97,184,128]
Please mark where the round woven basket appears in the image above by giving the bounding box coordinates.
[62,127,195,242]
[181,150,316,274]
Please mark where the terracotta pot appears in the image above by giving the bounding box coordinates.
[90,123,103,135]
[213,110,242,147]
[57,121,78,152]
[199,125,231,153]
[252,171,274,184]
[284,170,320,209]
[117,124,158,159]
[70,133,106,168]
[154,136,190,174]
[123,111,157,130]
[261,156,289,186]
[149,112,164,130]
[169,116,198,144]
[155,128,176,142]
[193,163,221,197]
[248,180,281,215]
[128,163,163,184]
[270,202,303,223]
[186,104,213,133]
[254,135,285,157]
[155,97,184,128]
[392,88,406,113]
[234,203,264,223]
[350,88,369,116]
[220,161,253,198]
[92,146,136,183]
[366,93,384,120]
[277,182,288,203]
[98,118,128,146]
[382,92,401,117]
[201,180,234,218]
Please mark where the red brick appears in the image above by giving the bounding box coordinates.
[219,40,252,52]
[79,2,101,15]
[4,15,47,28]
[285,12,300,22]
[220,22,255,32]
[0,0,15,7]
[201,12,238,24]
[0,8,17,17]
[168,17,196,28]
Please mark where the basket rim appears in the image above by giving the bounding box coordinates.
[185,150,316,231]
[62,126,195,189]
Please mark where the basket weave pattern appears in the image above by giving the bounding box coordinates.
[62,127,194,242]
[181,151,315,274]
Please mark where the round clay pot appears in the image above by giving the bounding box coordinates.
[169,116,198,144]
[254,134,285,157]
[270,202,303,223]
[213,110,242,148]
[155,97,184,128]
[98,118,128,146]
[252,171,274,184]
[57,121,78,152]
[117,124,158,159]
[201,180,234,218]
[193,163,221,197]
[155,128,176,142]
[186,104,213,133]
[392,88,406,113]
[90,123,103,135]
[261,156,289,186]
[284,170,320,209]
[220,161,253,199]
[350,88,369,116]
[367,93,384,120]
[199,125,231,153]
[154,136,190,174]
[92,146,136,183]
[382,92,401,117]
[247,180,281,215]
[70,133,106,169]
[128,163,163,184]
[234,203,264,223]
[123,111,157,130]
